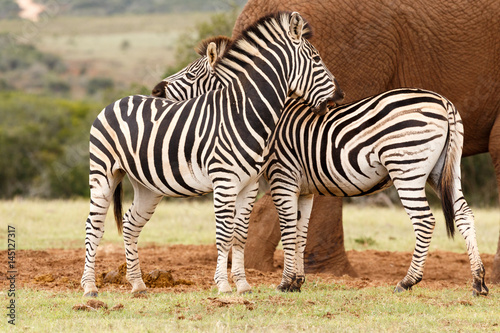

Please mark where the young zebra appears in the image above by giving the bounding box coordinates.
[81,12,342,297]
[153,40,489,296]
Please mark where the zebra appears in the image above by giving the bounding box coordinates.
[81,11,343,297]
[152,36,231,101]
[153,43,489,297]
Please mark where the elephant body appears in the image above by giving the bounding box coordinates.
[234,0,500,282]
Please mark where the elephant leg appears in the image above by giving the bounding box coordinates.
[244,192,282,271]
[303,196,356,277]
[122,179,163,294]
[488,115,500,284]
[289,194,314,292]
[231,181,259,294]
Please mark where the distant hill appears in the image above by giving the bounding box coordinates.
[0,0,247,19]
[0,0,20,19]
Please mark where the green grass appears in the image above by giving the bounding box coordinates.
[1,200,499,331]
[1,284,498,332]
[0,13,216,89]
[0,200,498,254]
[343,205,499,254]
[0,199,215,250]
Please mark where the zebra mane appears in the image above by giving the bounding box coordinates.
[215,11,313,68]
[196,35,232,57]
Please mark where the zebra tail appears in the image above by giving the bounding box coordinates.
[113,182,124,235]
[439,102,458,239]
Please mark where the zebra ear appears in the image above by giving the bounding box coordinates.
[289,12,304,40]
[207,42,218,69]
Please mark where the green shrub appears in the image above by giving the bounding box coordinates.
[0,0,19,19]
[87,77,115,95]
[163,6,240,77]
[0,91,102,198]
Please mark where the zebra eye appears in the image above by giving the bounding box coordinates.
[313,55,321,62]
[186,72,196,80]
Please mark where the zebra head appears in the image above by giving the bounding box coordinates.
[282,12,344,115]
[153,12,343,116]
[151,36,230,100]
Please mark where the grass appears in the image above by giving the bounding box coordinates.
[1,199,498,331]
[0,12,216,89]
[1,284,498,332]
[343,205,499,254]
[0,199,497,254]
[0,198,216,250]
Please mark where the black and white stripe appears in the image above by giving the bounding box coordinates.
[152,36,232,101]
[157,43,488,296]
[267,90,487,296]
[81,11,341,297]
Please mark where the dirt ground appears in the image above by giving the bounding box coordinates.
[0,244,495,293]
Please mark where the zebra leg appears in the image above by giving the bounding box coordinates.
[81,170,124,297]
[122,179,163,294]
[393,186,436,293]
[427,150,488,296]
[289,194,314,292]
[231,181,259,294]
[213,187,237,294]
[272,188,300,292]
[452,188,488,296]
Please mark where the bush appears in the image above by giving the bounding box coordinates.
[0,0,20,19]
[87,77,115,95]
[163,6,240,77]
[0,91,102,198]
[461,154,498,207]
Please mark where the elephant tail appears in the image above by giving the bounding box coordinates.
[437,99,464,239]
[113,182,124,235]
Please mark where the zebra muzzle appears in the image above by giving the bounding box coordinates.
[312,100,329,116]
[312,91,345,116]
[151,81,167,98]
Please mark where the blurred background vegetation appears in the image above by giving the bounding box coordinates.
[0,0,497,206]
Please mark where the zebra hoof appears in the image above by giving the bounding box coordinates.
[277,282,292,292]
[472,284,489,297]
[472,275,489,297]
[218,281,233,294]
[289,276,304,292]
[235,280,252,295]
[84,291,98,297]
[393,283,407,293]
[133,290,147,296]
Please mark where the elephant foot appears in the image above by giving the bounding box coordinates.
[217,280,233,294]
[235,280,252,295]
[82,283,98,297]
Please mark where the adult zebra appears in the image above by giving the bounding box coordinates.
[153,40,488,296]
[152,36,231,101]
[81,11,342,297]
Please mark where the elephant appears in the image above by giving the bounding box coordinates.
[232,0,500,283]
